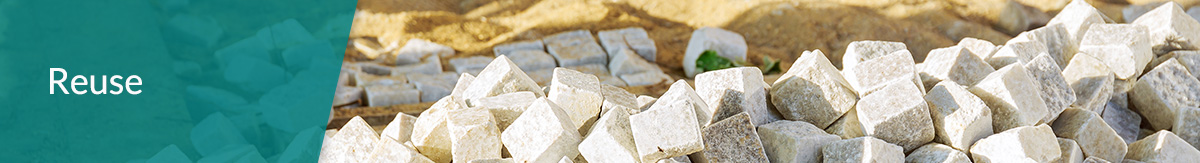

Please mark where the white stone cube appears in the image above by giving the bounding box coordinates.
[548,68,604,130]
[1056,138,1084,163]
[771,50,857,128]
[821,136,904,163]
[578,108,639,163]
[841,40,908,71]
[1131,2,1200,54]
[904,144,971,163]
[450,56,494,75]
[986,38,1046,69]
[692,113,769,162]
[501,98,583,163]
[472,91,537,130]
[1050,108,1128,162]
[957,37,999,59]
[319,116,378,163]
[682,27,747,77]
[1047,0,1106,43]
[696,67,780,126]
[925,81,993,151]
[1126,131,1200,163]
[1024,53,1077,122]
[920,46,995,88]
[544,30,608,67]
[756,120,839,163]
[381,113,418,143]
[396,39,454,65]
[969,124,1061,163]
[856,81,935,152]
[598,27,656,61]
[630,88,705,162]
[1130,59,1200,130]
[363,84,420,107]
[504,50,558,72]
[843,49,924,96]
[494,40,544,56]
[1062,53,1114,113]
[969,64,1049,132]
[412,97,469,163]
[448,108,503,162]
[1078,24,1152,79]
[461,55,546,102]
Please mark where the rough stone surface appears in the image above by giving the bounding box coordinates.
[843,49,924,96]
[855,81,935,152]
[771,50,857,128]
[619,70,671,87]
[599,84,638,115]
[969,124,1061,163]
[1056,138,1084,163]
[364,138,435,163]
[470,158,515,163]
[1130,59,1200,130]
[1170,51,1200,81]
[904,143,972,163]
[824,107,863,139]
[656,156,692,163]
[1078,24,1153,80]
[548,68,604,130]
[319,116,379,163]
[1062,53,1114,113]
[381,113,417,143]
[696,67,779,126]
[1102,103,1143,144]
[1051,108,1128,162]
[609,48,660,76]
[565,64,626,87]
[494,40,544,56]
[1126,131,1200,163]
[504,50,558,72]
[363,84,419,107]
[919,46,995,88]
[925,81,993,151]
[461,55,546,102]
[578,108,639,163]
[969,64,1049,132]
[472,92,537,130]
[544,30,608,67]
[630,84,705,162]
[986,37,1047,69]
[408,73,457,102]
[598,27,656,62]
[450,56,494,75]
[653,80,712,127]
[396,39,454,65]
[1025,53,1077,122]
[501,98,583,163]
[841,40,908,70]
[693,113,769,163]
[332,86,363,106]
[448,108,503,163]
[411,97,468,163]
[1131,2,1200,54]
[957,37,999,59]
[1174,107,1200,150]
[756,120,839,163]
[683,27,747,77]
[820,136,904,163]
[353,72,406,87]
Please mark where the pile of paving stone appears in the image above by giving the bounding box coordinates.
[321,1,1200,162]
[334,27,671,108]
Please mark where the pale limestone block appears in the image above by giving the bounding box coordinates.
[771,50,858,128]
[925,81,993,151]
[969,64,1049,132]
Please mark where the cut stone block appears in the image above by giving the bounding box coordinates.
[1124,2,1166,24]
[1102,103,1142,144]
[1126,130,1200,163]
[692,113,769,163]
[843,49,924,96]
[1016,24,1076,68]
[544,30,608,67]
[547,68,604,130]
[756,120,840,163]
[392,54,443,76]
[450,73,476,99]
[771,50,857,128]
[1078,24,1153,79]
[619,70,671,87]
[631,87,705,162]
[969,64,1049,132]
[566,64,627,87]
[905,143,971,163]
[363,84,419,107]
[528,68,554,86]
[920,46,995,88]
[986,38,1047,69]
[696,67,780,126]
[1158,51,1200,82]
[841,40,908,70]
[1130,59,1200,130]
[957,37,999,59]
[599,84,638,115]
[1025,53,1077,122]
[969,124,1062,163]
[651,80,712,127]
[578,108,639,163]
[825,107,864,139]
[1062,53,1115,112]
[412,97,469,163]
[598,27,656,61]
[461,55,546,102]
[494,40,544,56]
[450,56,494,75]
[469,158,515,163]
[609,48,659,76]
[504,50,557,72]
[381,113,418,143]
[353,72,406,87]
[332,86,363,106]
[1131,2,1200,54]
[501,98,583,163]
[319,116,378,163]
[1051,108,1128,162]
[1084,157,1112,163]
[364,138,435,163]
[855,81,935,152]
[683,27,748,77]
[448,108,503,162]
[925,81,993,151]
[657,156,692,163]
[821,136,904,163]
[1057,138,1084,163]
[472,91,537,130]
[408,73,458,103]
[358,62,393,76]
[636,95,657,112]
[1174,107,1200,150]
[352,38,389,60]
[396,39,454,65]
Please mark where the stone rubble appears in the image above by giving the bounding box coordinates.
[683,27,748,77]
[756,120,839,163]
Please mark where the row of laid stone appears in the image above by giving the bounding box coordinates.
[320,1,1200,163]
[333,27,671,108]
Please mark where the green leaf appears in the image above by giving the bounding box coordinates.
[696,50,735,72]
[759,56,782,74]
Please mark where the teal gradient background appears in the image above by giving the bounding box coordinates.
[0,0,354,162]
